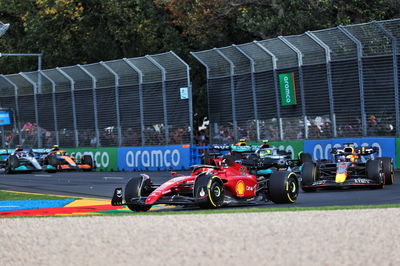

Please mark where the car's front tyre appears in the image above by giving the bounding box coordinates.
[269,171,299,203]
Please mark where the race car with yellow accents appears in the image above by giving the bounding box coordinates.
[301,143,394,192]
[111,151,299,212]
[41,146,95,172]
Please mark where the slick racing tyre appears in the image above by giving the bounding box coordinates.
[5,155,19,174]
[125,177,152,212]
[81,155,93,171]
[45,155,58,173]
[377,157,394,185]
[196,174,225,209]
[269,171,299,203]
[367,160,384,189]
[299,152,313,164]
[301,162,317,192]
[47,155,58,166]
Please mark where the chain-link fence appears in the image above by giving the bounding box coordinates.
[191,19,400,143]
[0,51,193,148]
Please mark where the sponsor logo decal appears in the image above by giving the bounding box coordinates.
[353,179,371,184]
[199,187,205,197]
[236,180,245,196]
[125,149,180,168]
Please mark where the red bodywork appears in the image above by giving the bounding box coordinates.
[145,158,258,205]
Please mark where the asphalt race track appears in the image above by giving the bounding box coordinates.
[1,170,400,210]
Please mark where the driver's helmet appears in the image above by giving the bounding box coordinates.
[235,138,247,146]
[51,145,60,152]
[259,148,272,158]
[260,139,270,149]
[15,146,23,152]
[346,154,358,162]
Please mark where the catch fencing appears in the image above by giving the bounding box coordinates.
[0,51,193,148]
[191,19,400,143]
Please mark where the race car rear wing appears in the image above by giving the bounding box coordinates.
[331,146,379,156]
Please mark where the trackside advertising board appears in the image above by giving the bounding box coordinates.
[304,138,396,168]
[279,72,297,106]
[268,140,304,160]
[118,145,191,171]
[66,148,118,171]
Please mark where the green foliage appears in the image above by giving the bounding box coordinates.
[0,0,399,118]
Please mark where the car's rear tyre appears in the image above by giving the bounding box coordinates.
[45,155,58,173]
[301,162,317,192]
[198,175,225,209]
[377,157,394,185]
[47,155,58,166]
[81,155,93,171]
[125,177,152,212]
[5,155,19,174]
[367,160,384,189]
[269,171,299,203]
[299,153,313,164]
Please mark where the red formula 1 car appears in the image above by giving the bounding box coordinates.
[111,155,299,212]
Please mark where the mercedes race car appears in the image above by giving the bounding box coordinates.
[301,143,394,191]
[41,146,95,172]
[112,151,299,212]
[0,147,43,174]
[204,140,312,176]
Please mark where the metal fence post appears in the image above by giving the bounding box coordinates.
[2,75,22,144]
[146,55,169,145]
[373,21,400,137]
[78,65,100,147]
[253,41,283,140]
[101,61,122,146]
[189,52,213,143]
[306,31,337,137]
[56,67,79,147]
[278,36,307,139]
[39,71,59,145]
[214,48,238,141]
[170,51,193,145]
[338,26,367,136]
[123,58,145,146]
[19,72,41,148]
[233,44,260,141]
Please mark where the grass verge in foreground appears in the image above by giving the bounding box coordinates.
[0,190,81,201]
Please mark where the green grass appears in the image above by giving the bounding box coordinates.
[0,190,80,201]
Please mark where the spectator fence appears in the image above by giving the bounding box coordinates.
[0,51,193,148]
[191,19,400,143]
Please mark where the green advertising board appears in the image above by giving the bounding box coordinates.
[66,147,118,172]
[279,72,297,106]
[269,140,304,159]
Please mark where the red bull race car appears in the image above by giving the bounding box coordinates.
[112,145,299,212]
[301,143,394,192]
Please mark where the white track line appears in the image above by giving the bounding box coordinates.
[103,176,124,180]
